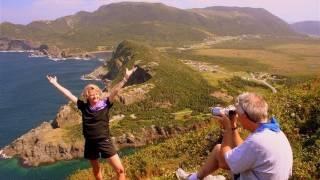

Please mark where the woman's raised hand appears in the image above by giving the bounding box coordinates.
[46,75,78,103]
[124,66,138,80]
[46,75,58,84]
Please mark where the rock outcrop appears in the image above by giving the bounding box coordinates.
[51,102,81,128]
[1,121,84,167]
[1,102,84,167]
[0,37,95,60]
[0,37,40,51]
[81,65,109,80]
[85,41,154,85]
[112,119,213,149]
[118,83,155,105]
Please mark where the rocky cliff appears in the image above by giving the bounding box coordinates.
[0,37,95,60]
[1,102,84,166]
[0,37,40,51]
[84,41,153,84]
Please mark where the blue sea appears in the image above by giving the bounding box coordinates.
[0,52,106,179]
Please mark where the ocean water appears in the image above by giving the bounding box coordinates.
[0,52,106,179]
[0,158,89,180]
[0,149,135,180]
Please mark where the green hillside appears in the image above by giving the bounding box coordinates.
[98,40,220,135]
[65,40,220,142]
[0,2,298,51]
[70,57,320,179]
[74,76,320,180]
[65,40,320,179]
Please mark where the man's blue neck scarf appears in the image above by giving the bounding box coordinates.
[256,117,281,132]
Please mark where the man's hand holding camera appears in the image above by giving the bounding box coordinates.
[211,106,238,130]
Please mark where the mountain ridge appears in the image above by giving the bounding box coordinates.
[290,21,320,36]
[0,2,298,51]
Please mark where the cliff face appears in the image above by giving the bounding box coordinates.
[84,41,156,106]
[118,83,155,105]
[2,103,84,166]
[2,121,84,167]
[85,40,154,83]
[0,37,40,51]
[112,119,213,149]
[51,103,82,128]
[0,37,95,60]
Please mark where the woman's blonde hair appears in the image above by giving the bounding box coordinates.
[82,84,102,100]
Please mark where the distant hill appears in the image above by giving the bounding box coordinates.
[190,6,295,36]
[290,21,320,36]
[0,2,298,51]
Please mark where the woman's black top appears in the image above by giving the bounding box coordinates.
[77,99,113,140]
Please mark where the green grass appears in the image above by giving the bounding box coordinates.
[64,124,84,143]
[172,109,193,120]
[208,36,320,50]
[170,50,271,72]
[265,79,320,178]
[169,38,320,77]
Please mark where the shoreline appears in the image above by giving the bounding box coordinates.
[0,50,112,61]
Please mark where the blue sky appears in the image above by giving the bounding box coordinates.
[1,0,319,24]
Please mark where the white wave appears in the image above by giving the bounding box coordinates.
[0,50,27,53]
[28,54,46,58]
[80,75,101,81]
[0,150,12,159]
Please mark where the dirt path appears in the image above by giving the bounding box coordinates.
[247,73,277,93]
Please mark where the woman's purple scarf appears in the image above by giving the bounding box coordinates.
[89,100,107,112]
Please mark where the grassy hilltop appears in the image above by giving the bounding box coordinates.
[64,39,225,148]
[68,40,220,139]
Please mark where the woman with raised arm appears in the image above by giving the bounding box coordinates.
[47,67,137,180]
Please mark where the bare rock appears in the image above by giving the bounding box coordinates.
[52,102,81,128]
[82,65,109,80]
[118,83,155,105]
[0,37,41,51]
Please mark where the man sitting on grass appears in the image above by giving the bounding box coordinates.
[177,92,293,180]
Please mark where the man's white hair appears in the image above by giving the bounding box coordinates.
[236,92,268,123]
